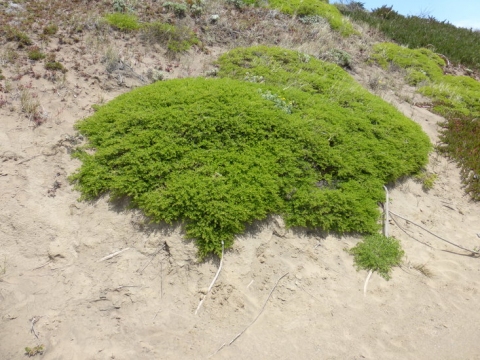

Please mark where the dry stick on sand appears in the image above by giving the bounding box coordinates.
[137,248,163,274]
[195,241,224,315]
[211,272,289,357]
[30,316,40,339]
[98,248,130,262]
[389,211,480,255]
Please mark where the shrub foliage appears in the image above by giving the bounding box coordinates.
[71,46,430,257]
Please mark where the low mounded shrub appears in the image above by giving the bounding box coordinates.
[71,46,430,258]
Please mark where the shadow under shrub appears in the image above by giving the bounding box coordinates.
[70,47,430,258]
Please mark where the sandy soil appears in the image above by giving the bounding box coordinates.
[1,23,480,360]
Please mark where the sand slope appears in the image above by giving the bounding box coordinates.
[1,32,480,360]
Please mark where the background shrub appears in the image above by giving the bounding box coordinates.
[104,13,140,31]
[370,42,480,199]
[338,5,480,70]
[268,0,356,36]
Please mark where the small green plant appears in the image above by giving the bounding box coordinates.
[113,0,130,12]
[146,68,164,82]
[298,15,328,25]
[45,61,66,72]
[43,24,59,35]
[141,22,198,55]
[258,89,294,114]
[104,13,140,31]
[27,47,46,61]
[0,69,5,81]
[349,234,404,280]
[20,88,40,116]
[189,0,206,16]
[3,26,32,47]
[25,345,44,357]
[322,49,352,69]
[163,2,187,17]
[414,170,437,190]
[103,45,120,72]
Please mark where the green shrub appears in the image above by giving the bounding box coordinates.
[322,48,352,69]
[141,22,198,54]
[71,47,430,258]
[163,2,187,17]
[370,43,444,85]
[414,170,437,191]
[28,47,46,61]
[45,61,66,72]
[267,0,356,36]
[43,24,59,35]
[104,13,140,31]
[349,234,404,280]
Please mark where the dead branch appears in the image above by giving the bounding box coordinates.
[98,248,130,262]
[30,316,40,339]
[137,249,163,274]
[31,260,52,271]
[195,241,225,315]
[363,269,373,296]
[211,272,289,357]
[389,211,480,255]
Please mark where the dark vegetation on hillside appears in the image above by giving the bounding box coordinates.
[337,3,480,71]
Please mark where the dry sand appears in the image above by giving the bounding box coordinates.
[1,28,480,360]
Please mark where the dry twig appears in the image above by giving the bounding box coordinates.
[389,211,480,255]
[363,269,373,296]
[30,316,40,339]
[98,248,130,262]
[31,260,52,271]
[137,249,163,274]
[195,241,225,315]
[211,272,289,357]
